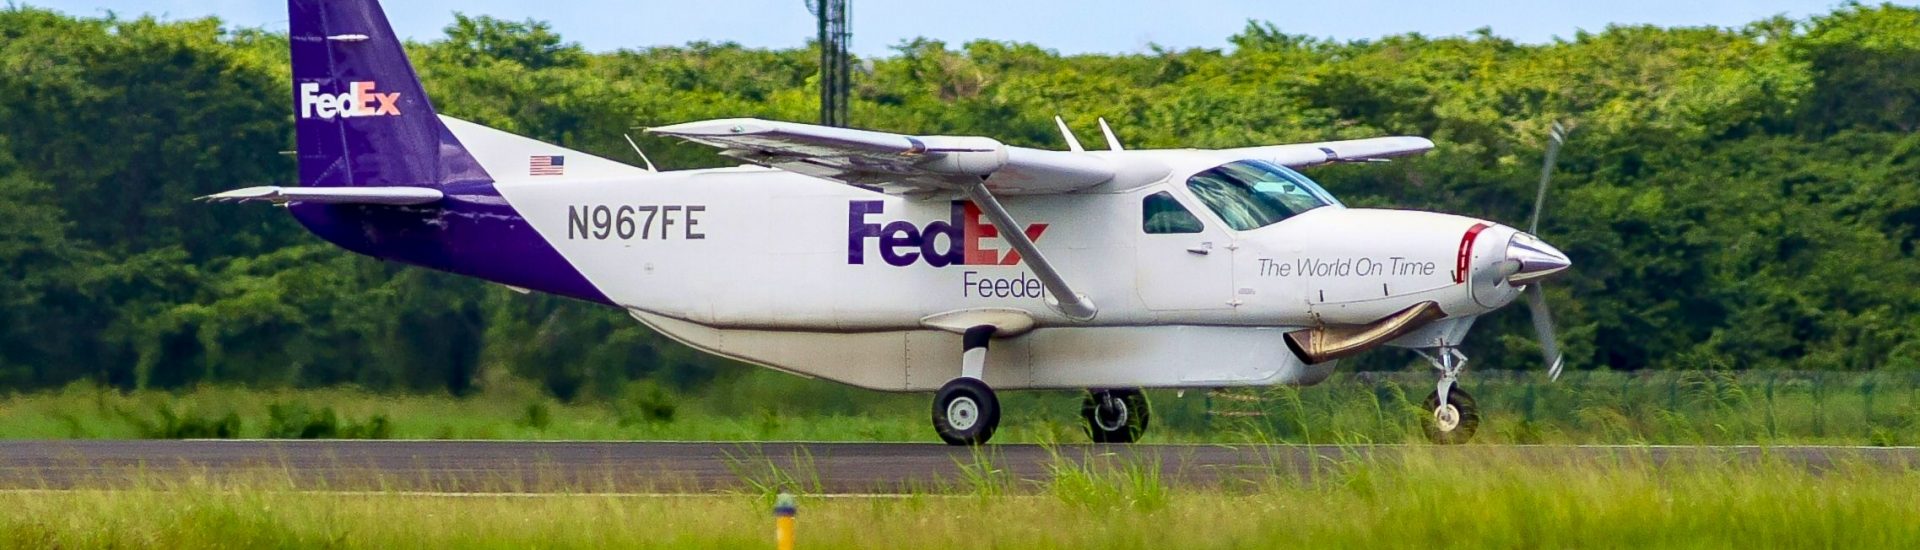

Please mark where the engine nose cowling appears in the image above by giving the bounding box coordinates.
[1466,225,1573,310]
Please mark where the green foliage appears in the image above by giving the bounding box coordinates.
[0,3,1918,400]
[613,380,679,426]
[115,405,242,439]
[520,401,553,430]
[0,370,1915,444]
[1794,3,1920,133]
[263,402,392,439]
[8,450,1920,547]
[1044,447,1169,512]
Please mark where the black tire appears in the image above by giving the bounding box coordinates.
[1422,387,1480,444]
[1081,389,1150,443]
[933,378,999,446]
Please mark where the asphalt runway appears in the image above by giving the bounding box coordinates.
[1,441,1915,494]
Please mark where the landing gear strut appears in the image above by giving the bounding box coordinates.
[1081,389,1150,443]
[1417,347,1480,444]
[933,326,1001,445]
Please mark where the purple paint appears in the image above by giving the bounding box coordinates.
[288,189,610,304]
[283,0,610,304]
[847,200,885,265]
[289,0,489,188]
[846,200,1020,269]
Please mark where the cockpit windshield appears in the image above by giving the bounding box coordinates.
[1184,160,1343,231]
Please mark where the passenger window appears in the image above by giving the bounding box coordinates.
[1143,191,1204,234]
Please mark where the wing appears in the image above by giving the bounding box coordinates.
[1230,136,1436,168]
[647,118,1116,195]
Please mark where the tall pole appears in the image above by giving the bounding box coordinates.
[809,0,850,127]
[815,0,829,125]
[835,0,849,127]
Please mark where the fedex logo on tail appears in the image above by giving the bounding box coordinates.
[299,81,401,120]
[849,201,1047,267]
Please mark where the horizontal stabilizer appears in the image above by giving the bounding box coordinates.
[199,186,444,205]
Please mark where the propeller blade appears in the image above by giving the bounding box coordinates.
[1524,284,1565,381]
[1528,121,1566,234]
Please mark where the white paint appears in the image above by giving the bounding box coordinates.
[432,114,1547,392]
[960,347,987,380]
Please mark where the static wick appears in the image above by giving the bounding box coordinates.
[774,492,797,550]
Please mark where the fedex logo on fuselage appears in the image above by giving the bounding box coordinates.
[848,200,1047,267]
[299,81,401,120]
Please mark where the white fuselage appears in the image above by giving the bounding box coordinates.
[483,150,1527,392]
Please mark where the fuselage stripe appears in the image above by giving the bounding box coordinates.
[1454,223,1490,284]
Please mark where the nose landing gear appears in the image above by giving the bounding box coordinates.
[1422,385,1479,444]
[1417,347,1481,444]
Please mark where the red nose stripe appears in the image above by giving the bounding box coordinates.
[1455,223,1490,284]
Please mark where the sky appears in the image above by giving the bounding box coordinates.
[22,0,1856,57]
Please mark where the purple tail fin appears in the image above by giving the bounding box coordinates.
[290,0,490,188]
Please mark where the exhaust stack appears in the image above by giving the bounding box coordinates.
[1285,301,1449,365]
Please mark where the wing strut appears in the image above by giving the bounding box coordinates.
[959,179,1098,321]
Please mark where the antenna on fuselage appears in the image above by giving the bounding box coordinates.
[1054,115,1085,152]
[623,133,659,172]
[1096,117,1125,151]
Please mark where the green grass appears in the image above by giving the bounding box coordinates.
[3,446,1917,548]
[3,369,1918,444]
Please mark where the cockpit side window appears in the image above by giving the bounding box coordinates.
[1143,191,1204,234]
[1185,160,1342,231]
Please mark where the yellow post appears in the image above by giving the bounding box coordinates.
[774,492,797,550]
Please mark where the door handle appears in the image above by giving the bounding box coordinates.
[1186,247,1210,255]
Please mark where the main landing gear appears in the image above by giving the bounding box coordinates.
[933,377,998,445]
[934,326,1002,445]
[932,326,1153,445]
[1082,389,1150,443]
[1416,347,1481,444]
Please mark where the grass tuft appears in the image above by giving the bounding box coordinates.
[4,370,1920,444]
[5,446,1919,547]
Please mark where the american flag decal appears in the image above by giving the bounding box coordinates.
[529,155,565,176]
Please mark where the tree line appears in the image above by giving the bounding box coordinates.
[1,3,1918,398]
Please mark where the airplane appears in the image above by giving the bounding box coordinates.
[205,0,1573,445]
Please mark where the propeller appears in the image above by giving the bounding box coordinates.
[1524,285,1564,380]
[1524,122,1568,381]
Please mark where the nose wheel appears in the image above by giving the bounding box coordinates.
[1416,346,1480,444]
[1422,386,1479,444]
[1081,389,1150,443]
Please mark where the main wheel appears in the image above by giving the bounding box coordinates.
[933,378,1000,445]
[1081,389,1150,443]
[1422,387,1480,444]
